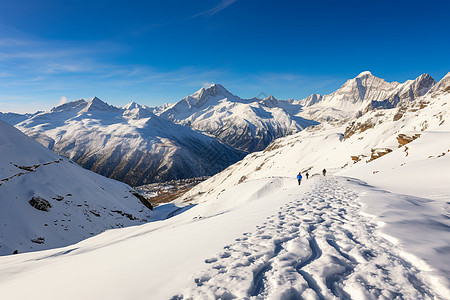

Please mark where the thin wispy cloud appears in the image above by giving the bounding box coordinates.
[192,0,237,18]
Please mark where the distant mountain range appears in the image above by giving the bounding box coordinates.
[0,71,442,186]
[8,97,244,186]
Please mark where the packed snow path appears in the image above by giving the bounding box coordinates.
[175,177,440,299]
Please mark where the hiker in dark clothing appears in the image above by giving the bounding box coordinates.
[306,172,309,179]
[297,172,302,185]
[322,169,326,176]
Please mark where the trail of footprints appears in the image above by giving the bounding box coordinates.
[175,178,438,299]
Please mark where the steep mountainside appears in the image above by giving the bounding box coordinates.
[155,84,318,152]
[12,98,244,186]
[0,119,153,256]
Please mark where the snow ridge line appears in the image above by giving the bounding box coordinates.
[175,177,441,299]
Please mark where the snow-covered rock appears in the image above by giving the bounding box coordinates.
[0,119,153,256]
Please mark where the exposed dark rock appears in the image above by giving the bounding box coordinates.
[111,210,138,220]
[29,196,52,212]
[132,192,153,211]
[31,237,45,244]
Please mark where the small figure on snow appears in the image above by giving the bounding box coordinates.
[322,169,327,176]
[306,172,309,179]
[297,172,302,185]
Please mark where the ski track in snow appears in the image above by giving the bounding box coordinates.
[174,177,440,300]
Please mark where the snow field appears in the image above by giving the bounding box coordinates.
[176,177,445,299]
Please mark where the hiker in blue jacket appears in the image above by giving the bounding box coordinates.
[297,172,302,185]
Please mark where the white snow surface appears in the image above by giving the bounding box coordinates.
[0,119,152,255]
[0,73,449,299]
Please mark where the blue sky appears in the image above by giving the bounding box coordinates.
[0,0,449,112]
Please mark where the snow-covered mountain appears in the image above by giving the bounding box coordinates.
[10,97,244,186]
[0,119,153,256]
[298,71,436,122]
[1,73,448,300]
[155,84,318,152]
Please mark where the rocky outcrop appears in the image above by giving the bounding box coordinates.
[29,196,52,212]
[369,148,393,162]
[397,134,421,148]
[343,120,375,139]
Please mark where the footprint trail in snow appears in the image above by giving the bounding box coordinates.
[174,177,441,299]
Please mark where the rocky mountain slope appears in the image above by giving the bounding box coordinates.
[155,84,318,152]
[0,119,153,256]
[10,97,244,186]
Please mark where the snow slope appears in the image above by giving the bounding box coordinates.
[10,97,244,186]
[0,73,448,299]
[155,84,318,152]
[0,175,447,299]
[0,119,153,256]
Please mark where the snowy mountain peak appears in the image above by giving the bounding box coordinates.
[356,70,373,78]
[79,97,119,113]
[263,95,277,101]
[183,83,235,109]
[429,72,450,93]
[123,101,142,110]
[204,83,230,95]
[197,83,232,100]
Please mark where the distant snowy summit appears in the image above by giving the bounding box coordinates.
[155,83,318,152]
[298,71,436,121]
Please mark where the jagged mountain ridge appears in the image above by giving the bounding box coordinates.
[12,98,245,186]
[155,84,318,152]
[0,119,153,256]
[298,71,436,121]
